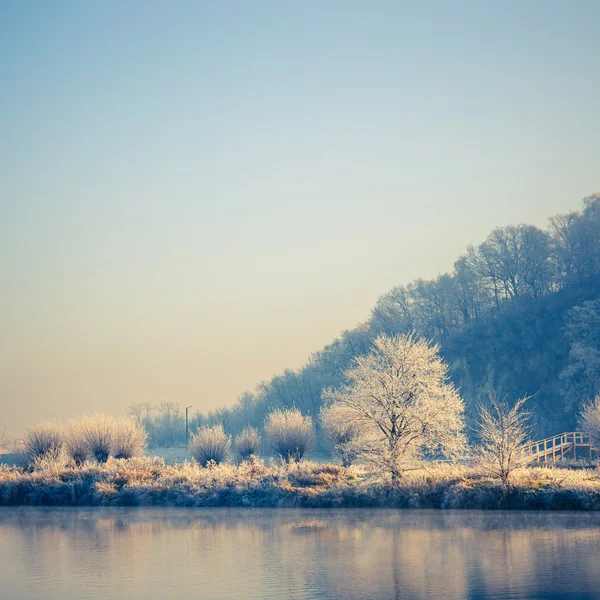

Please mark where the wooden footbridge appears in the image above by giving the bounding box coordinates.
[524,432,593,463]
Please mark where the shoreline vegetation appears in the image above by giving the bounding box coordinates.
[2,458,600,510]
[4,336,600,511]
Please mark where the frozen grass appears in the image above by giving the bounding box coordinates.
[1,460,600,509]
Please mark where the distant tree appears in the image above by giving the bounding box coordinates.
[371,285,415,334]
[519,225,554,298]
[475,394,533,485]
[323,334,467,481]
[192,409,206,431]
[141,400,154,428]
[153,400,184,446]
[485,226,526,301]
[207,406,232,432]
[237,392,256,422]
[572,196,600,280]
[127,402,144,425]
[548,210,578,283]
[473,240,504,312]
[452,253,486,324]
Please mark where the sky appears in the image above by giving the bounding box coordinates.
[1,1,599,436]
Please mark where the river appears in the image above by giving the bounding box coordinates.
[1,508,599,599]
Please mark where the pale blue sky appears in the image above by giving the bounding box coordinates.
[1,1,598,433]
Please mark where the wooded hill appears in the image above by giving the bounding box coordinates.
[195,195,600,441]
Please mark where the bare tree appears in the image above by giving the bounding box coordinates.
[141,400,154,428]
[549,210,578,283]
[475,394,533,485]
[207,406,232,432]
[519,225,554,298]
[155,400,184,446]
[127,402,144,425]
[323,334,467,481]
[452,253,486,324]
[371,285,415,334]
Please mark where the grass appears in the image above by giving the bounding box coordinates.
[2,459,600,509]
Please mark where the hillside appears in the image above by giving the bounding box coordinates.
[442,277,600,437]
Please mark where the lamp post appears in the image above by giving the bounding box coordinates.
[185,405,192,447]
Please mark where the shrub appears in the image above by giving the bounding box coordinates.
[264,408,315,463]
[63,419,90,466]
[21,421,64,467]
[79,414,115,463]
[235,426,261,460]
[320,405,361,466]
[112,419,148,459]
[189,424,231,467]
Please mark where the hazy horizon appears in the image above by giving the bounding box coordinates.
[1,1,599,437]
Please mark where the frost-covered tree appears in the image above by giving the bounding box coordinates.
[578,395,600,446]
[475,394,533,485]
[323,334,467,481]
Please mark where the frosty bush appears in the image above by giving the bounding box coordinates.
[264,408,315,463]
[320,405,361,466]
[63,419,90,466]
[79,414,115,463]
[235,426,261,461]
[189,424,231,467]
[112,418,148,459]
[21,421,64,467]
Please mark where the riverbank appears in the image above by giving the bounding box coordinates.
[1,458,600,510]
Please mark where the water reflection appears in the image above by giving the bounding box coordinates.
[1,508,599,600]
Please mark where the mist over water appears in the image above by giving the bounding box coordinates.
[1,508,599,600]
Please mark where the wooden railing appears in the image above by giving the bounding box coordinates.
[524,432,593,463]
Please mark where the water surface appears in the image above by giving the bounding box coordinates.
[1,508,599,599]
